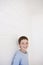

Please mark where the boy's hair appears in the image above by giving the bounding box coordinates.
[18,36,28,44]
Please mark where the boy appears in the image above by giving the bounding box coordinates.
[11,36,29,65]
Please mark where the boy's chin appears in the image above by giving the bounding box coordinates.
[23,49,27,51]
[20,48,27,52]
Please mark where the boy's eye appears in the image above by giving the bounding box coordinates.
[22,42,24,44]
[26,42,28,44]
[21,42,28,44]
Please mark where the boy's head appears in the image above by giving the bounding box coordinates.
[18,36,29,52]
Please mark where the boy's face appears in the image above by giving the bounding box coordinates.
[19,39,29,52]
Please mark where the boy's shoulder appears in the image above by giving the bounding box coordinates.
[13,50,22,60]
[14,50,22,57]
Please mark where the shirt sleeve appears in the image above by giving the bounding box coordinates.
[11,53,21,65]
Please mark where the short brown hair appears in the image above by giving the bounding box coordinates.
[18,36,28,44]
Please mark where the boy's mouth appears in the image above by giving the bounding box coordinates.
[23,47,27,49]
